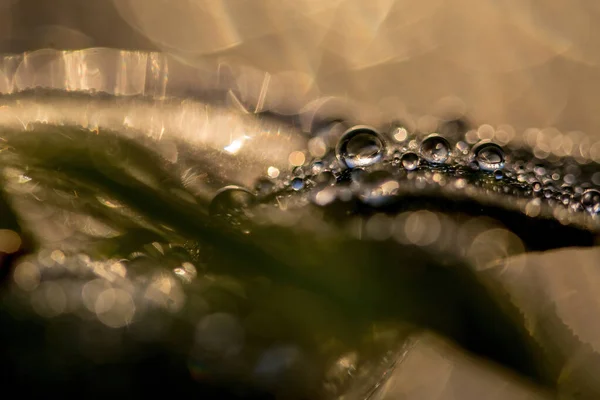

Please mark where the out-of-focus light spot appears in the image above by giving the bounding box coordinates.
[13,261,40,292]
[314,186,337,206]
[96,195,123,208]
[525,199,542,217]
[31,282,67,318]
[288,151,306,166]
[254,345,302,384]
[267,166,280,178]
[82,279,111,312]
[404,211,441,246]
[308,137,327,157]
[95,288,136,328]
[477,124,495,140]
[144,273,185,312]
[467,228,524,270]
[366,214,393,241]
[151,241,165,255]
[195,313,245,357]
[0,229,21,254]
[50,250,65,265]
[393,127,408,142]
[174,262,197,284]
[224,135,250,154]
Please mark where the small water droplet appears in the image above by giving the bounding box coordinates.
[292,166,305,177]
[350,168,367,183]
[311,161,324,174]
[472,141,505,171]
[420,134,450,164]
[400,152,420,171]
[291,177,305,191]
[581,189,600,214]
[315,170,335,185]
[494,170,504,180]
[255,178,275,195]
[209,186,256,221]
[336,126,385,169]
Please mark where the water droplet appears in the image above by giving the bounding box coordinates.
[472,141,505,171]
[315,170,335,185]
[209,186,256,220]
[255,178,275,195]
[400,152,419,171]
[581,189,600,214]
[290,177,305,191]
[311,161,324,174]
[292,166,305,177]
[420,134,450,164]
[350,168,367,183]
[494,170,504,180]
[336,126,385,169]
[439,118,469,140]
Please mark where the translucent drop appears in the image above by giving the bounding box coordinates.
[255,178,275,195]
[400,152,419,171]
[291,177,305,191]
[581,189,600,214]
[494,170,504,180]
[315,170,335,185]
[209,186,256,219]
[311,161,324,174]
[472,141,505,171]
[336,126,385,169]
[420,134,450,164]
[350,168,367,183]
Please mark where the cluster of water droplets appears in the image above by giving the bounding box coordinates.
[210,120,600,231]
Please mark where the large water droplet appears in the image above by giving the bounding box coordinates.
[209,186,256,220]
[581,189,600,214]
[336,126,385,169]
[400,152,419,171]
[472,141,505,171]
[420,134,450,164]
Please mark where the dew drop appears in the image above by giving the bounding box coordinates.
[581,189,600,214]
[315,170,335,185]
[290,177,305,191]
[494,170,504,180]
[255,179,275,196]
[420,134,450,164]
[336,126,385,169]
[400,152,420,171]
[209,186,256,219]
[311,161,324,174]
[472,141,505,171]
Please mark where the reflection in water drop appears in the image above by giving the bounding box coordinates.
[582,189,600,214]
[472,141,505,171]
[420,134,450,164]
[209,186,256,220]
[315,170,335,185]
[336,126,385,169]
[400,152,420,171]
[291,177,305,191]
